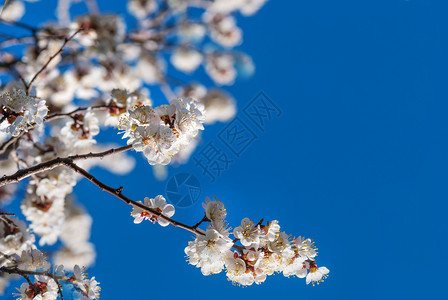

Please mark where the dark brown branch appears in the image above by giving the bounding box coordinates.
[56,278,64,300]
[0,266,68,281]
[1,266,76,300]
[192,215,208,229]
[0,211,14,216]
[45,105,109,122]
[232,245,244,256]
[65,162,204,236]
[0,145,132,187]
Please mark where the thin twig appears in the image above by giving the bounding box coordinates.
[23,274,33,285]
[26,28,84,94]
[56,278,64,300]
[192,215,208,229]
[44,105,109,122]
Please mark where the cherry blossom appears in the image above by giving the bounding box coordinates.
[0,89,48,137]
[182,197,329,286]
[16,275,58,300]
[131,195,175,226]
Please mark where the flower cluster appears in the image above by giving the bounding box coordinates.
[15,249,51,272]
[60,110,100,151]
[21,169,76,246]
[68,265,101,300]
[13,264,100,300]
[53,199,96,270]
[178,86,236,124]
[1,0,262,123]
[0,218,100,300]
[0,89,48,137]
[131,195,175,226]
[0,218,36,266]
[183,197,330,286]
[121,96,205,165]
[16,275,58,300]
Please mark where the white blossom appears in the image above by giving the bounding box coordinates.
[306,264,330,285]
[77,276,101,299]
[201,89,236,124]
[184,227,233,275]
[178,23,206,43]
[294,236,317,259]
[233,218,260,247]
[71,265,101,299]
[225,256,254,286]
[16,249,50,271]
[21,170,76,246]
[0,89,48,137]
[127,0,158,19]
[265,220,280,242]
[1,0,25,21]
[126,98,204,165]
[202,197,226,222]
[60,110,100,151]
[53,244,96,271]
[205,54,237,85]
[16,275,58,300]
[208,0,242,14]
[240,0,269,16]
[205,14,242,48]
[131,195,175,226]
[171,47,203,73]
[0,218,36,262]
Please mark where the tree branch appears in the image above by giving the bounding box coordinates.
[192,215,208,229]
[0,266,68,281]
[0,145,132,187]
[65,162,204,236]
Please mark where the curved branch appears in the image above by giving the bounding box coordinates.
[0,145,132,187]
[1,265,67,299]
[65,162,204,236]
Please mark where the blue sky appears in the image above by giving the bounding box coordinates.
[4,0,448,299]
